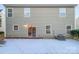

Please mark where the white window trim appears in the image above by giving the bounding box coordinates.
[66,25,72,34]
[59,8,67,17]
[24,8,30,17]
[13,25,19,31]
[66,25,72,30]
[45,24,52,34]
[7,8,13,17]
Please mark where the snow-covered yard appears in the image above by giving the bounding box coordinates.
[0,39,79,54]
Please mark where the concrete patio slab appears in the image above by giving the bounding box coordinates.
[0,39,79,54]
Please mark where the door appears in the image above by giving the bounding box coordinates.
[28,27,36,37]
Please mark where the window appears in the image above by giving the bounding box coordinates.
[7,8,12,17]
[66,26,71,34]
[24,8,30,17]
[59,8,66,17]
[0,19,1,27]
[14,25,18,30]
[46,25,51,34]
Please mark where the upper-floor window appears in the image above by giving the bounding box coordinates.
[59,8,66,17]
[0,19,1,27]
[46,25,51,34]
[7,8,12,17]
[24,8,30,17]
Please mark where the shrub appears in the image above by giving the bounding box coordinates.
[0,32,4,41]
[0,32,4,34]
[70,29,79,38]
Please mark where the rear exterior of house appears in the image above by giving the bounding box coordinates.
[4,4,76,38]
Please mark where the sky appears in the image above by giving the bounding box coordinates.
[0,4,79,19]
[75,5,79,19]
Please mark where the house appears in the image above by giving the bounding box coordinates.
[3,4,76,38]
[0,9,6,37]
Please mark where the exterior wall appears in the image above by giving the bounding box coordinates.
[5,7,75,38]
[76,17,79,29]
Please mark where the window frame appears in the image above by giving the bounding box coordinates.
[59,8,66,17]
[46,25,51,34]
[66,25,72,34]
[7,8,13,17]
[24,8,30,17]
[13,25,19,31]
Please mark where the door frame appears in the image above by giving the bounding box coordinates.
[28,26,36,37]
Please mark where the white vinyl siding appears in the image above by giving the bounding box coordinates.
[59,8,66,17]
[7,8,12,17]
[24,8,30,17]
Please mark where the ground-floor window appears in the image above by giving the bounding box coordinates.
[66,25,71,34]
[46,25,51,34]
[13,25,19,31]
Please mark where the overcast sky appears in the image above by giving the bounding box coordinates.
[0,4,79,19]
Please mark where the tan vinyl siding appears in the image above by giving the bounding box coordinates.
[5,7,75,38]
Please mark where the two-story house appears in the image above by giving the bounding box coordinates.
[4,4,76,38]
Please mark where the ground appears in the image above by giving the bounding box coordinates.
[0,39,79,54]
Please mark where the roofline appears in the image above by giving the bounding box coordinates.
[3,4,77,8]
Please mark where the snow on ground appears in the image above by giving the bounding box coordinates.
[0,39,79,54]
